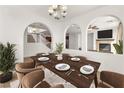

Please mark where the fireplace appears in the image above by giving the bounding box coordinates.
[99,43,111,52]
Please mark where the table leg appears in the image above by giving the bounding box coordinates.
[94,74,98,88]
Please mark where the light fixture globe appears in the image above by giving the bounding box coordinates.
[60,5,67,11]
[48,5,67,20]
[52,5,58,9]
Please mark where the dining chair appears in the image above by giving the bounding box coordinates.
[36,53,42,56]
[62,53,70,56]
[98,71,124,88]
[24,57,34,63]
[21,70,64,88]
[75,56,87,61]
[15,61,43,87]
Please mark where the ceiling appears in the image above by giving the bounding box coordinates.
[1,5,104,21]
[64,5,103,20]
[89,16,120,30]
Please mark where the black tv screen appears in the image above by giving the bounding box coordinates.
[98,29,113,38]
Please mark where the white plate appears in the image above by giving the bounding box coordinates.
[38,57,49,61]
[55,63,70,71]
[80,65,94,75]
[71,57,80,61]
[42,53,49,56]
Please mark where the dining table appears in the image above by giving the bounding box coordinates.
[31,53,101,88]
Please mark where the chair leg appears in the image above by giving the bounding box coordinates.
[18,82,21,88]
[18,81,22,88]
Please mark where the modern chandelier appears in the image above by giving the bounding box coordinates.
[48,5,67,20]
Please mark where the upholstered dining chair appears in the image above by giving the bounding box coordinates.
[15,61,43,87]
[21,70,64,88]
[62,53,70,56]
[98,71,124,88]
[24,57,34,63]
[75,56,87,60]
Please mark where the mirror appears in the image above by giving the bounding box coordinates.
[24,22,52,49]
[65,24,82,50]
[87,16,123,54]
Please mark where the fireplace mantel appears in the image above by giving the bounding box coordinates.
[96,39,115,41]
[96,40,115,54]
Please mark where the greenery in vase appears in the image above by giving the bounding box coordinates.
[113,40,123,54]
[54,43,64,55]
[0,42,17,74]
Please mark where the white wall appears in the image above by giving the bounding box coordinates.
[0,6,124,74]
[0,6,64,62]
[63,6,124,74]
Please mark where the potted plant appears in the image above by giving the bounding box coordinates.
[113,40,123,54]
[54,43,64,60]
[0,42,16,83]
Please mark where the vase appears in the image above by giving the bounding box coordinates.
[57,54,63,60]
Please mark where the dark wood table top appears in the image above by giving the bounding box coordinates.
[31,53,100,88]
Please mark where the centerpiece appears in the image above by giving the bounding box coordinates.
[54,43,64,60]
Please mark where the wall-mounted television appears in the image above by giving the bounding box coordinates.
[97,29,113,39]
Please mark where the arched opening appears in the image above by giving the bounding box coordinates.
[24,22,52,57]
[87,15,123,54]
[65,24,82,50]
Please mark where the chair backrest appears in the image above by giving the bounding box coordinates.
[100,71,124,88]
[16,62,35,71]
[75,56,87,60]
[21,70,45,88]
[62,53,70,56]
[15,62,34,81]
[24,57,34,63]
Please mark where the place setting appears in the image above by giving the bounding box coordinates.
[37,56,51,63]
[78,64,95,79]
[70,57,80,62]
[54,63,75,76]
[41,53,49,56]
[55,63,70,71]
[36,52,50,57]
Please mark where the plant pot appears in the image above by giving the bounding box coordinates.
[0,72,12,83]
[57,54,63,60]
